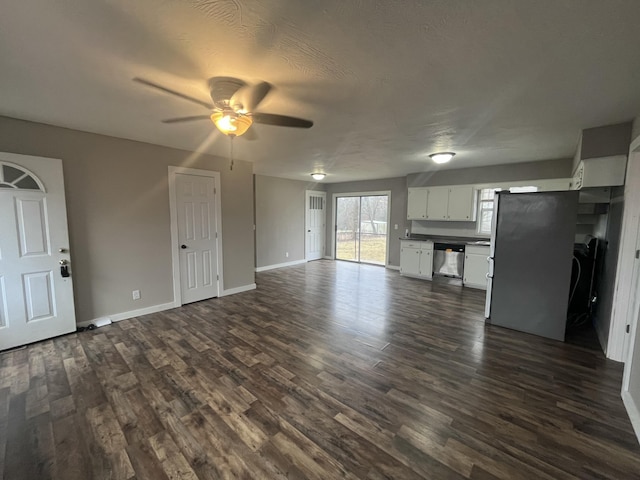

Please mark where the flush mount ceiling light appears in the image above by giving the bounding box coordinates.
[429,152,456,164]
[311,172,326,181]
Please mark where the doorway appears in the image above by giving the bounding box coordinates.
[0,152,76,350]
[334,193,390,265]
[169,166,223,305]
[305,190,326,261]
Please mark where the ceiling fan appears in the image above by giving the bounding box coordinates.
[133,76,313,138]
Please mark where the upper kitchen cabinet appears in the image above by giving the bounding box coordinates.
[426,187,449,220]
[407,188,428,219]
[447,186,476,221]
[408,185,477,222]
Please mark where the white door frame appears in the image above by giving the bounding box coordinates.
[168,166,223,306]
[305,190,327,261]
[620,135,640,442]
[331,190,391,267]
[610,135,640,361]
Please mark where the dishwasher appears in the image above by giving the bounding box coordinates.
[432,243,465,278]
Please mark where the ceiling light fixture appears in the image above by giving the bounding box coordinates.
[311,172,326,181]
[210,111,253,137]
[429,152,456,164]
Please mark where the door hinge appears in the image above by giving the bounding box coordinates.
[627,324,631,333]
[636,250,639,259]
[216,232,218,239]
[217,275,219,280]
[214,187,217,195]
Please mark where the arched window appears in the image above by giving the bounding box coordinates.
[0,162,45,191]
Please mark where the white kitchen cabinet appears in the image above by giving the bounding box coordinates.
[425,187,449,220]
[407,188,428,220]
[463,244,490,289]
[447,186,476,221]
[408,185,476,222]
[400,241,433,279]
[400,244,421,276]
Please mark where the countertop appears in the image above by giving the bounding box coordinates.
[399,234,490,246]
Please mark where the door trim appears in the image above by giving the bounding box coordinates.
[331,190,391,267]
[610,135,640,361]
[168,166,223,306]
[305,190,327,261]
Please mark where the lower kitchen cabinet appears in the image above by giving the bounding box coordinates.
[463,245,490,289]
[400,241,433,279]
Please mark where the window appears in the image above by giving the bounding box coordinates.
[477,188,500,235]
[476,186,539,235]
[0,162,44,191]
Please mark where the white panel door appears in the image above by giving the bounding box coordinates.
[622,219,640,442]
[305,191,326,261]
[176,173,219,304]
[0,153,76,351]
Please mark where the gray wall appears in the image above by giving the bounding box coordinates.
[0,116,255,323]
[580,123,633,160]
[255,175,325,268]
[633,116,640,141]
[324,177,408,267]
[407,158,573,188]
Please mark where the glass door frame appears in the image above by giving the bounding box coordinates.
[331,190,391,267]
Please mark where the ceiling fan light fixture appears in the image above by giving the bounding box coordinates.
[210,111,253,136]
[429,152,456,164]
[311,172,326,181]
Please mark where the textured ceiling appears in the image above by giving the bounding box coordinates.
[1,1,640,182]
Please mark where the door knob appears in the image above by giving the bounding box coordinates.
[181,244,188,249]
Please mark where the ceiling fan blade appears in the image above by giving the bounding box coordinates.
[133,77,213,110]
[162,115,211,124]
[251,113,313,128]
[231,82,272,111]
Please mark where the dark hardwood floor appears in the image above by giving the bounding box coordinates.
[1,260,639,479]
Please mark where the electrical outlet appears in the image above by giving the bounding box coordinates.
[285,252,289,258]
[132,289,141,300]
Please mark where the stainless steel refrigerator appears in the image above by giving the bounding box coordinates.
[485,191,579,341]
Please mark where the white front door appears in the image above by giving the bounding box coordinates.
[175,173,220,304]
[0,152,76,351]
[305,191,326,261]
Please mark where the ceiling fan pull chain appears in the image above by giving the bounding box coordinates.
[229,135,235,171]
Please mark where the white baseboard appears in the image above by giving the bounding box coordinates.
[77,301,176,328]
[220,283,257,296]
[323,255,333,260]
[386,265,400,271]
[622,390,640,444]
[255,259,306,272]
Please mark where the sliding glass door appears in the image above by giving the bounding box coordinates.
[335,194,389,265]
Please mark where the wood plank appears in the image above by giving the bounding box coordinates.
[1,260,639,479]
